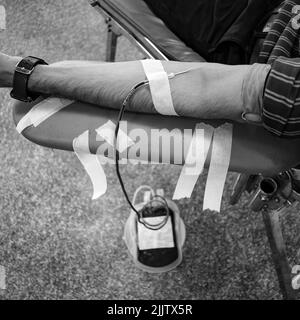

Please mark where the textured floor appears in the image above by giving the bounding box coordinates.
[0,0,300,300]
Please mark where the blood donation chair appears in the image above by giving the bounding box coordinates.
[12,0,300,299]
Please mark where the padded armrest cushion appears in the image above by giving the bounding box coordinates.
[13,98,300,176]
[92,0,205,62]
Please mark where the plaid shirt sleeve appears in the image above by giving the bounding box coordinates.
[263,57,300,137]
[259,0,300,138]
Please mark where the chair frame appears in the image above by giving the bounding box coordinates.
[89,0,168,61]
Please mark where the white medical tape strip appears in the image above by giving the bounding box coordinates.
[96,120,135,153]
[203,123,233,212]
[16,97,73,133]
[73,130,107,200]
[141,59,178,116]
[0,6,6,31]
[172,123,214,200]
[292,274,300,290]
[0,265,6,290]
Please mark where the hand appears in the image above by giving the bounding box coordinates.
[0,52,22,87]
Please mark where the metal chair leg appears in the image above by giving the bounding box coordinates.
[230,174,250,205]
[106,24,119,62]
[262,208,296,300]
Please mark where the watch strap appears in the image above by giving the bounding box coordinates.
[10,56,48,102]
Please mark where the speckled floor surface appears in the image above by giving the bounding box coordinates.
[0,0,300,300]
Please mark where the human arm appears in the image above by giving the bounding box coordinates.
[0,53,269,122]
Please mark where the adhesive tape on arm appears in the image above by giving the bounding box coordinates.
[141,59,178,116]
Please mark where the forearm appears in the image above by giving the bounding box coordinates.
[6,56,269,121]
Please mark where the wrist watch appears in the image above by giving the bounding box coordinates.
[10,56,48,102]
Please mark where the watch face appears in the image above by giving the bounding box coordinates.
[18,59,34,71]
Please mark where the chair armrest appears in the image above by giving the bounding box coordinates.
[13,98,300,175]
